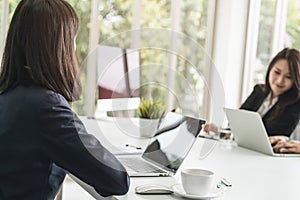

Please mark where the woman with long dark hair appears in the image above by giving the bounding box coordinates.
[0,0,129,199]
[205,48,300,137]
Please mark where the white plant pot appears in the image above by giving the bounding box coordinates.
[139,118,159,138]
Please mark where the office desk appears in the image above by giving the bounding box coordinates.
[76,117,300,200]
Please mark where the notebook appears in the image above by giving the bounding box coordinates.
[224,108,300,157]
[117,112,206,177]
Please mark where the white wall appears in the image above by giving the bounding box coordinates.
[207,0,249,126]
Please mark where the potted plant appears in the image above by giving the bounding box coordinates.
[137,98,166,138]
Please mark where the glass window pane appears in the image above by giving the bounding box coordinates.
[68,0,91,64]
[0,0,20,62]
[141,0,171,29]
[0,2,2,28]
[253,0,276,85]
[8,0,20,20]
[94,0,209,117]
[286,0,300,49]
[176,0,208,116]
[8,0,21,21]
[98,0,133,46]
[68,0,92,114]
[138,1,171,108]
[0,0,20,42]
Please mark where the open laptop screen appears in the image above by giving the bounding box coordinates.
[142,112,206,173]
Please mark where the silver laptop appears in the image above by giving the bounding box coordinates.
[117,112,206,176]
[224,108,300,157]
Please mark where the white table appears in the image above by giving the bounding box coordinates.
[75,116,300,200]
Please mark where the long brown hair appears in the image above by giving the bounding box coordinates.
[264,48,300,122]
[0,0,81,101]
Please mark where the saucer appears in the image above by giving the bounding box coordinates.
[171,184,226,200]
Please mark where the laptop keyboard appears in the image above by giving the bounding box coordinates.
[118,157,166,173]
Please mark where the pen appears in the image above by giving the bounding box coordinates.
[125,144,142,150]
[221,177,232,187]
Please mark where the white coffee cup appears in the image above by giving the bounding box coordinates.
[181,168,215,196]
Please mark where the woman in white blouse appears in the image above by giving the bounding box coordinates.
[205,48,300,137]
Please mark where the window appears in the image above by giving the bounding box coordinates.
[251,0,300,89]
[0,0,211,118]
[176,0,208,115]
[0,0,20,60]
[286,0,300,49]
[92,0,209,117]
[253,0,276,86]
[68,0,92,114]
[0,1,2,27]
[69,0,91,65]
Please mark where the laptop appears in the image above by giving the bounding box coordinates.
[117,112,206,176]
[224,108,300,157]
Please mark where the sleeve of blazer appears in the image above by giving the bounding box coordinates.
[265,100,300,136]
[240,84,299,136]
[37,91,130,197]
[240,84,266,111]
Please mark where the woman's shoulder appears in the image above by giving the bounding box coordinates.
[247,84,267,97]
[34,87,69,107]
[11,85,68,107]
[253,84,266,93]
[289,97,300,109]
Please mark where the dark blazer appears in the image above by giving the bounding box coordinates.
[240,84,300,137]
[0,83,130,199]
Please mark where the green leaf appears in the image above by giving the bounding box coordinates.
[137,98,166,119]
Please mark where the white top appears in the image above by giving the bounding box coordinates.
[256,93,278,117]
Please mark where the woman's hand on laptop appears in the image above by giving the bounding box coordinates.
[204,123,218,135]
[269,136,289,146]
[272,139,300,154]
